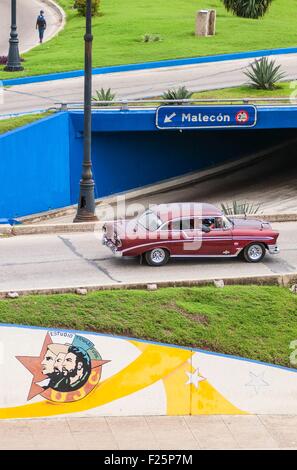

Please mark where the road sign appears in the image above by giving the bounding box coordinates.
[156,105,257,130]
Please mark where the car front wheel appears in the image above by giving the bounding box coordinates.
[145,248,170,267]
[243,243,266,263]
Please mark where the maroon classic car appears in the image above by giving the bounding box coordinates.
[102,203,280,267]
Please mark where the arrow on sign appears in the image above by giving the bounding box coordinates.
[164,112,177,123]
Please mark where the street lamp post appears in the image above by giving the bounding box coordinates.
[5,0,23,72]
[74,0,98,222]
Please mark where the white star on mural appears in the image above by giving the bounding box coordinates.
[245,372,269,394]
[186,369,206,389]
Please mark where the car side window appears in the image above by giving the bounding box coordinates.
[202,217,224,230]
[163,218,195,231]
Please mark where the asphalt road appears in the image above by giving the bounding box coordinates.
[0,221,296,292]
[0,0,62,57]
[2,52,297,115]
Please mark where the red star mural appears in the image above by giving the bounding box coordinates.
[16,332,110,403]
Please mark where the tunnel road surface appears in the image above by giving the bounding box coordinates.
[0,222,296,292]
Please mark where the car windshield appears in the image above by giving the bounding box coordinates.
[224,216,234,229]
[137,211,163,232]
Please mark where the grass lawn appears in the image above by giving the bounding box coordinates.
[192,81,296,101]
[1,286,296,368]
[0,112,53,135]
[145,81,295,105]
[1,0,297,79]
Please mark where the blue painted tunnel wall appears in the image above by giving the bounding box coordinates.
[0,113,70,218]
[1,108,297,218]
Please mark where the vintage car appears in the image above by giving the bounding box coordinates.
[102,203,280,267]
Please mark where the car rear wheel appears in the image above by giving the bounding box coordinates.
[145,248,170,267]
[243,243,266,263]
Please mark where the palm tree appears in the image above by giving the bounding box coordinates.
[222,0,273,19]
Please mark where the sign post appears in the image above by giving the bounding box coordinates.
[156,105,257,130]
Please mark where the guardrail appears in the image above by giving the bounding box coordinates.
[2,97,297,120]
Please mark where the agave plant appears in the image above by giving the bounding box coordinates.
[222,0,273,19]
[161,86,193,105]
[221,201,262,216]
[92,88,116,106]
[244,57,285,90]
[142,34,162,43]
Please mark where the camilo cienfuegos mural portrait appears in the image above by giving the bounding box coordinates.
[17,331,110,403]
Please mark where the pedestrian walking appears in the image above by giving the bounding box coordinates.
[36,10,47,44]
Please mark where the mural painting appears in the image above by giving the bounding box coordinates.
[0,325,296,419]
[17,331,109,403]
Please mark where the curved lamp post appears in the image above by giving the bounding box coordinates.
[74,0,98,222]
[5,0,23,72]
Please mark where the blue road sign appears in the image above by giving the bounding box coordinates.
[156,105,257,130]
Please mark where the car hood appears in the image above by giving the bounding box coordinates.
[230,218,271,230]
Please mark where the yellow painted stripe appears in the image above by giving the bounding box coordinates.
[191,380,248,415]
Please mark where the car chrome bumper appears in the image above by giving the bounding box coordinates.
[268,245,280,255]
[102,235,122,256]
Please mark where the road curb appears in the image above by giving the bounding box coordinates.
[1,273,297,298]
[0,213,296,236]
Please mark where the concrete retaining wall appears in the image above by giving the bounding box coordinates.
[0,324,296,419]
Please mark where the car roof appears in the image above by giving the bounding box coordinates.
[151,203,223,222]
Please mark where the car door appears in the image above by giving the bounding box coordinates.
[180,218,205,255]
[200,217,235,256]
[158,218,198,255]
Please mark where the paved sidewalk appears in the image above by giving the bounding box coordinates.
[0,0,63,56]
[0,415,297,450]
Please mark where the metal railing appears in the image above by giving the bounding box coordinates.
[2,97,297,120]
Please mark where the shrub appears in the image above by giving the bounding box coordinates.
[221,201,262,215]
[244,57,285,90]
[0,56,25,65]
[222,0,273,19]
[141,34,162,43]
[92,88,116,105]
[161,86,193,105]
[74,0,100,16]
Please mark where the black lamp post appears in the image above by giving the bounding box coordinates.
[74,0,98,222]
[5,0,23,72]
